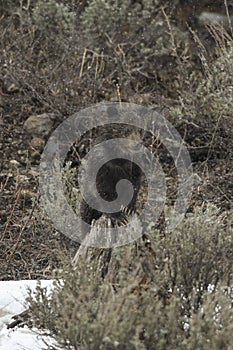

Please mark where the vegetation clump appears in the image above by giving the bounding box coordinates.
[26,205,233,350]
[32,0,75,34]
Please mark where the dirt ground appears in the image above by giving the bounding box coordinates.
[0,1,232,280]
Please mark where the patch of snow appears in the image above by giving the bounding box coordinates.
[0,280,56,350]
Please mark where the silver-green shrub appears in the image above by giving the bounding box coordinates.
[172,40,233,119]
[32,0,75,37]
[26,205,233,350]
[81,0,160,36]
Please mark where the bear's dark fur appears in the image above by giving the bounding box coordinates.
[80,157,142,226]
[65,124,145,229]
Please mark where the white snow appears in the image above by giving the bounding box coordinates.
[0,280,56,350]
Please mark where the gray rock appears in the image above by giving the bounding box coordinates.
[30,137,45,150]
[23,113,55,137]
[9,159,21,167]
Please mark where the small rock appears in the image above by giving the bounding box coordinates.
[28,169,39,177]
[2,78,20,93]
[30,137,45,150]
[6,83,19,93]
[9,159,21,167]
[16,174,30,182]
[102,337,111,344]
[24,113,55,137]
[21,189,37,200]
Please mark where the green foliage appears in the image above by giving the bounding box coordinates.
[80,0,189,98]
[32,0,75,37]
[26,205,233,349]
[183,289,233,350]
[81,0,160,36]
[196,41,233,116]
[172,39,233,119]
[81,0,131,35]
